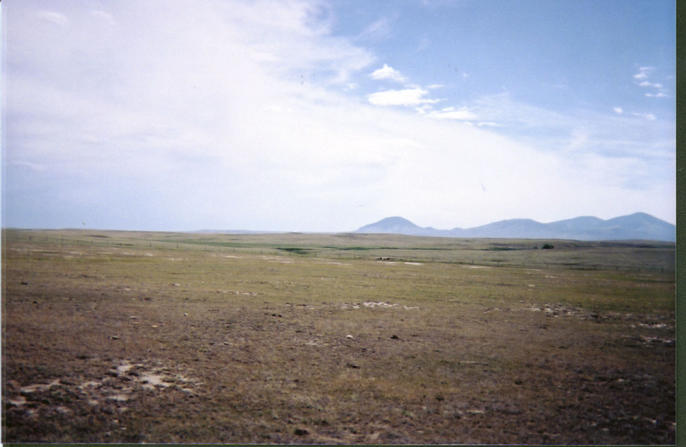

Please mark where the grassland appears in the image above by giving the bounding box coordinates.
[2,229,675,444]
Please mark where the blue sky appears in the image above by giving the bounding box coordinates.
[2,0,675,231]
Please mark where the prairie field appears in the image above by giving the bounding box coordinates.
[2,229,675,444]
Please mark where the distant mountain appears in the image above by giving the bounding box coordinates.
[450,218,551,239]
[356,216,431,235]
[355,212,675,242]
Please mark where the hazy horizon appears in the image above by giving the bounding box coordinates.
[1,210,675,234]
[3,0,676,232]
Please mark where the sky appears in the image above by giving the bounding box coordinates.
[2,0,676,231]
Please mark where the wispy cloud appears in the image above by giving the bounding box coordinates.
[357,16,393,41]
[415,36,430,52]
[467,92,673,160]
[36,10,68,26]
[638,80,662,88]
[633,66,669,98]
[367,87,439,106]
[369,64,406,83]
[633,66,653,80]
[425,106,477,121]
[632,112,657,121]
[568,128,589,150]
[89,9,116,25]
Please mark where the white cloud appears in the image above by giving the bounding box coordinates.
[633,66,669,98]
[427,83,444,89]
[367,87,439,106]
[639,80,663,89]
[633,66,653,80]
[426,106,477,121]
[414,104,433,114]
[568,128,589,150]
[36,10,68,26]
[632,112,657,121]
[357,16,393,41]
[90,10,116,25]
[369,64,406,83]
[613,107,623,114]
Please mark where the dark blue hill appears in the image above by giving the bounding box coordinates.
[355,213,675,242]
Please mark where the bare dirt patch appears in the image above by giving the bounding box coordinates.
[4,356,202,442]
[340,301,420,310]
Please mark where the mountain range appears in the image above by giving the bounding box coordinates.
[355,213,675,242]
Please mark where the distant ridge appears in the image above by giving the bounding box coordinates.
[356,212,675,242]
[356,216,424,234]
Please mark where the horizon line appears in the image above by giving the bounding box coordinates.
[1,210,676,234]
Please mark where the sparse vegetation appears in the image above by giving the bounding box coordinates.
[2,229,675,444]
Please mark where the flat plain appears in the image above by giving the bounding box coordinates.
[2,229,675,444]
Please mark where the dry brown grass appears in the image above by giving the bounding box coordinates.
[2,229,675,443]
